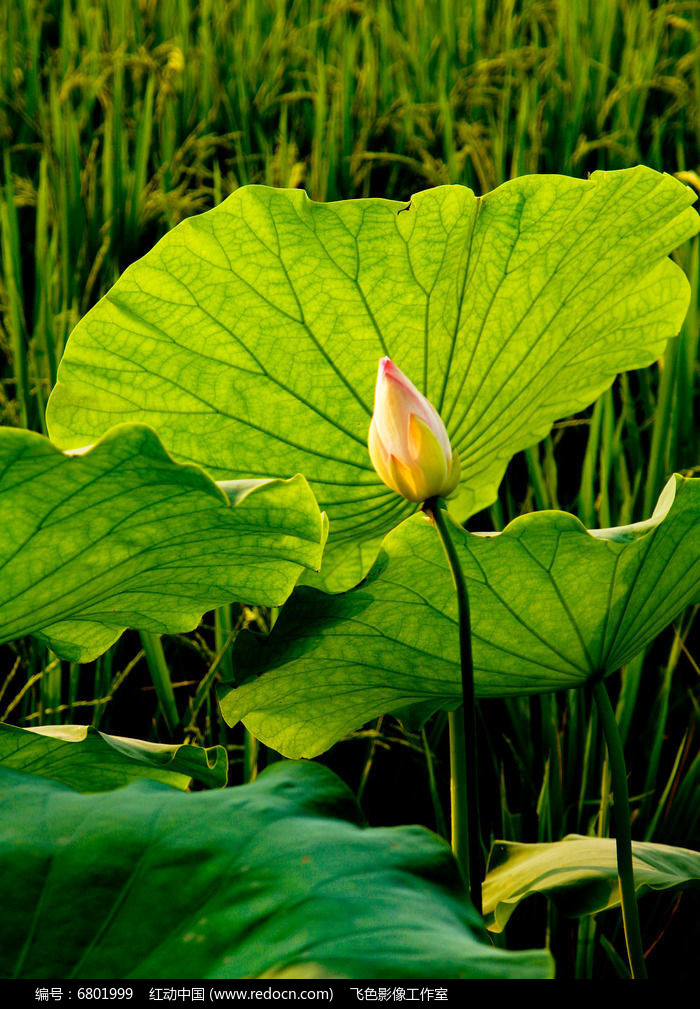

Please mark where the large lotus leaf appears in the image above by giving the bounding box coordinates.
[483,834,700,933]
[0,723,227,791]
[0,761,553,979]
[0,424,326,661]
[218,475,700,758]
[45,168,699,589]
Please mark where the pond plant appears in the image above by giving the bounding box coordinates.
[1,165,699,980]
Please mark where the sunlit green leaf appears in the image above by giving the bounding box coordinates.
[0,762,553,980]
[0,424,326,661]
[483,834,700,932]
[218,475,700,757]
[0,723,227,791]
[46,169,699,588]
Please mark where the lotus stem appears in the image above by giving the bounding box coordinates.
[425,497,482,916]
[592,677,648,979]
[447,708,470,890]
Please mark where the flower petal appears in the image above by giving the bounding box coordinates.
[368,358,458,503]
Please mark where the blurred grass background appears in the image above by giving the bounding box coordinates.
[1,0,699,978]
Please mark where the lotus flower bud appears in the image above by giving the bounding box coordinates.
[368,357,460,503]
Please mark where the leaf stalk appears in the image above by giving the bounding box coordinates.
[592,677,648,979]
[425,497,482,916]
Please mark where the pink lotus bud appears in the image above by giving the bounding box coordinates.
[368,357,460,503]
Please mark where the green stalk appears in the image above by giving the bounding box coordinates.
[421,727,448,840]
[447,707,470,890]
[575,915,597,980]
[140,630,180,736]
[425,497,482,915]
[592,678,648,979]
[244,730,260,784]
[214,604,258,782]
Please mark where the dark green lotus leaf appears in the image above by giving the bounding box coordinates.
[483,834,700,933]
[0,723,227,791]
[0,762,553,979]
[0,424,326,661]
[218,475,700,758]
[45,169,699,589]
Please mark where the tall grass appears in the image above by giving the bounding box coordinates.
[1,0,698,978]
